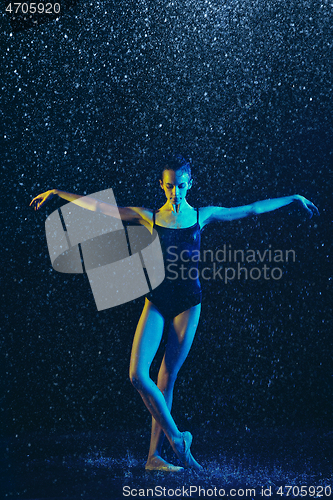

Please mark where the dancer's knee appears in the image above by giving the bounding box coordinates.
[157,368,178,391]
[129,367,147,391]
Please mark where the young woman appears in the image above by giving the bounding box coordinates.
[30,155,319,472]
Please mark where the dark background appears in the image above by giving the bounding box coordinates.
[1,0,332,442]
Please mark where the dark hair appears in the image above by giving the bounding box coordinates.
[157,154,192,181]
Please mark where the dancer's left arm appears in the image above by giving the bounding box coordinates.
[201,195,319,225]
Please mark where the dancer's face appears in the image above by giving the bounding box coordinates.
[159,169,192,206]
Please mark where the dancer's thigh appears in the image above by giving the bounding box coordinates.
[130,298,165,375]
[163,303,201,376]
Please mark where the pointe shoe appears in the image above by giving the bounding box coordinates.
[174,431,203,471]
[145,455,184,472]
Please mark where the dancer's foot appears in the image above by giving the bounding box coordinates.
[145,455,184,472]
[172,431,203,471]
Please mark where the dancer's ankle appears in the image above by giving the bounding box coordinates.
[171,432,184,450]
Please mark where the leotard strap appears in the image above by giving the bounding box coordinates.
[196,207,199,224]
[153,210,156,226]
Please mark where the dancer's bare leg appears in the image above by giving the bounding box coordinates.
[129,299,202,470]
[130,300,180,441]
[146,304,201,470]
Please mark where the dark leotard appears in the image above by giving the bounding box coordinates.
[146,208,202,319]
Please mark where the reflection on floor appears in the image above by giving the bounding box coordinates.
[2,426,332,499]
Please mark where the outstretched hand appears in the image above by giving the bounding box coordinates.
[29,189,57,210]
[294,195,319,218]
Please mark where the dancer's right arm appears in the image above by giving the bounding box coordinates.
[29,189,152,224]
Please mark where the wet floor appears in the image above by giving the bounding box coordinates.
[2,425,332,500]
